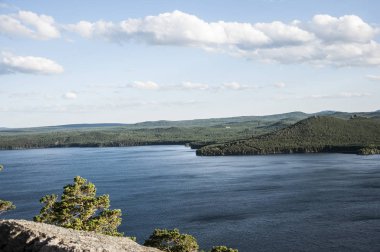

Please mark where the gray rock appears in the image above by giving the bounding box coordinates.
[0,219,162,252]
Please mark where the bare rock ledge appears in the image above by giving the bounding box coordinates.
[0,219,162,252]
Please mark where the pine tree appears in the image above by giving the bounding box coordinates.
[34,176,122,236]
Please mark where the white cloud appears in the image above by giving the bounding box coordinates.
[274,82,286,88]
[276,92,372,101]
[123,80,257,92]
[0,52,64,74]
[67,10,271,48]
[319,41,380,67]
[66,10,289,49]
[178,81,255,91]
[308,14,375,43]
[181,81,209,90]
[0,10,60,39]
[63,91,77,100]
[1,9,379,67]
[366,74,380,81]
[66,11,380,67]
[222,82,256,90]
[223,82,244,90]
[66,21,94,38]
[339,92,371,98]
[128,81,160,90]
[255,21,314,45]
[309,92,371,99]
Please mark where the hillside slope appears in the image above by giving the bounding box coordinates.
[196,116,380,156]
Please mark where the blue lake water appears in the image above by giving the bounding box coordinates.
[0,146,380,251]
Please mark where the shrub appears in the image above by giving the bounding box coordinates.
[144,228,199,252]
[210,245,238,252]
[0,164,15,214]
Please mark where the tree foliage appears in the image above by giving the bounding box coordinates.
[210,246,238,252]
[358,146,380,155]
[0,113,308,150]
[34,176,122,236]
[0,164,15,214]
[0,200,15,214]
[144,228,199,252]
[197,116,380,156]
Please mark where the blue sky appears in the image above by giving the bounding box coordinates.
[1,0,380,127]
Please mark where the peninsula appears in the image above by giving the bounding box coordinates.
[196,116,380,156]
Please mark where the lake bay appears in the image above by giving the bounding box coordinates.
[0,146,379,251]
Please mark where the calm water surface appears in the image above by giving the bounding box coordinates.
[0,146,380,251]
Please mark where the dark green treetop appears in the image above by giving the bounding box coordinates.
[0,164,16,214]
[144,228,199,252]
[34,176,122,236]
[210,246,238,252]
[0,200,15,214]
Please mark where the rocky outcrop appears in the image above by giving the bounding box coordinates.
[0,219,162,252]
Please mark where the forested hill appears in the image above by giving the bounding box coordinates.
[0,111,312,150]
[196,116,380,156]
[1,111,379,151]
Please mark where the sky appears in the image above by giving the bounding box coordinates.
[1,0,380,127]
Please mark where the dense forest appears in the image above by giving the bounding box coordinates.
[0,123,290,150]
[196,116,380,156]
[0,111,379,151]
[0,112,307,150]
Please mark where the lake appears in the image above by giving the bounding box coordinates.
[0,146,380,251]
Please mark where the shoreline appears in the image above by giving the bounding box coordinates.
[1,144,379,156]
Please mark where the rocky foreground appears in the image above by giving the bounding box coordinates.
[0,219,162,252]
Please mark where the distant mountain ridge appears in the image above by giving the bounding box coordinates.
[2,110,379,132]
[196,116,380,156]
